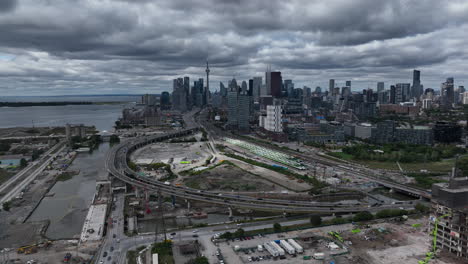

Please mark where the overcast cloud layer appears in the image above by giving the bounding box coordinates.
[1,0,468,96]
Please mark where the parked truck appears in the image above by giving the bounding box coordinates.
[270,241,285,256]
[264,242,280,257]
[279,240,296,255]
[287,239,304,254]
[257,245,264,252]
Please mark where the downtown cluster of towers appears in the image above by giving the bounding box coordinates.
[165,64,467,130]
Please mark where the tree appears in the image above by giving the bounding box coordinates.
[109,134,120,144]
[220,231,232,239]
[310,215,322,227]
[353,211,374,222]
[20,158,28,168]
[0,142,11,152]
[2,201,11,211]
[193,256,209,264]
[331,217,348,225]
[234,228,245,238]
[415,203,429,213]
[273,223,282,233]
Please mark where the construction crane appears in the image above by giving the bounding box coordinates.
[418,213,451,264]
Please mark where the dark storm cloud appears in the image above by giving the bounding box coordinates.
[1,0,468,95]
[0,0,17,13]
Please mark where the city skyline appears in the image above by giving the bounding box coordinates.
[1,0,468,95]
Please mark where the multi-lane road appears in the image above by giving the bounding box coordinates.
[0,141,66,205]
[105,126,417,213]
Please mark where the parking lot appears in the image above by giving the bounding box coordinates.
[212,230,348,264]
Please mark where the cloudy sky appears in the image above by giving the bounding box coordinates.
[1,0,468,96]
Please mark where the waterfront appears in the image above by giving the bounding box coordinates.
[27,143,110,240]
[0,104,129,131]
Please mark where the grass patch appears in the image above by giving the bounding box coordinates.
[126,250,138,264]
[151,241,174,264]
[56,171,77,182]
[406,172,447,189]
[400,160,454,172]
[0,168,14,185]
[327,152,399,170]
[225,153,326,190]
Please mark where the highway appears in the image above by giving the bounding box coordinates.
[0,141,66,205]
[105,127,416,213]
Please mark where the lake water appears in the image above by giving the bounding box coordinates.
[0,95,140,131]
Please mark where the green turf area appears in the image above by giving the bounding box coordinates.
[151,241,174,264]
[225,153,326,191]
[400,160,454,172]
[405,172,447,189]
[327,151,459,172]
[56,171,77,182]
[327,152,399,170]
[0,168,14,184]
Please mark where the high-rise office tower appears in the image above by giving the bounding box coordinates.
[377,82,385,92]
[172,77,187,112]
[227,79,239,127]
[161,91,171,109]
[345,80,351,88]
[241,81,248,93]
[205,61,210,105]
[395,83,411,102]
[390,85,396,104]
[252,77,262,101]
[284,79,294,97]
[270,72,282,98]
[441,77,455,108]
[193,78,204,107]
[265,66,272,96]
[411,70,423,100]
[220,82,226,97]
[329,79,335,95]
[183,76,190,108]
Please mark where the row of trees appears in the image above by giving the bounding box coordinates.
[342,143,465,163]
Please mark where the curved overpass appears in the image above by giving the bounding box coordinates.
[106,129,415,213]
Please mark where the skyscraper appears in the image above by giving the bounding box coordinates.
[441,77,455,109]
[377,82,385,92]
[411,70,422,100]
[241,80,248,93]
[252,77,262,100]
[265,66,271,96]
[270,72,282,98]
[390,85,396,104]
[205,61,210,105]
[329,79,335,94]
[172,77,187,112]
[284,79,294,97]
[345,80,351,88]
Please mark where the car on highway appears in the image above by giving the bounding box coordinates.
[170,232,176,236]
[193,229,198,233]
[192,234,199,238]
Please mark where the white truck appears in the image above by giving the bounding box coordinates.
[270,241,285,256]
[313,252,325,260]
[257,245,264,252]
[264,242,279,257]
[287,239,303,254]
[279,240,296,255]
